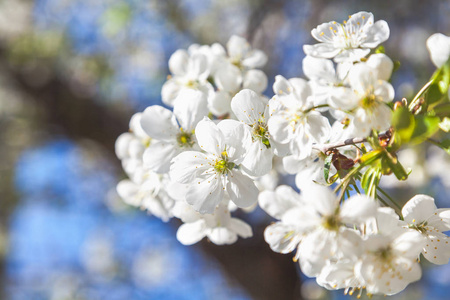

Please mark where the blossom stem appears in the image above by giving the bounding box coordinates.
[352,183,361,195]
[376,194,390,208]
[303,104,329,114]
[376,186,402,211]
[408,80,433,111]
[334,164,365,195]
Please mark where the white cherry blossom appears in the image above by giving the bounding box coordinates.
[304,11,389,62]
[344,63,394,137]
[259,185,305,255]
[402,194,450,264]
[115,112,150,181]
[162,49,213,106]
[140,89,208,173]
[116,174,174,222]
[231,89,286,176]
[268,75,331,160]
[357,207,425,295]
[169,118,259,214]
[295,186,377,277]
[209,35,268,116]
[176,201,252,245]
[426,33,450,68]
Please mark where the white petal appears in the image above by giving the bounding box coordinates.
[298,229,333,277]
[328,86,359,110]
[172,201,201,223]
[143,141,178,173]
[402,194,437,224]
[226,170,259,208]
[340,195,377,224]
[302,185,337,216]
[216,119,251,163]
[116,179,140,206]
[229,218,253,238]
[366,53,394,81]
[243,69,268,93]
[168,49,188,76]
[423,234,450,265]
[272,75,291,96]
[267,114,292,144]
[161,79,181,107]
[129,113,148,140]
[305,112,331,143]
[374,80,395,103]
[334,48,370,63]
[214,63,242,92]
[195,117,226,156]
[186,174,224,214]
[302,56,336,82]
[258,185,301,219]
[427,33,450,68]
[392,231,426,260]
[264,222,301,254]
[242,49,267,69]
[186,53,208,79]
[303,43,341,59]
[241,141,273,177]
[207,227,238,245]
[227,35,250,60]
[361,20,390,48]
[140,106,178,141]
[208,90,232,117]
[115,133,134,159]
[173,89,208,130]
[169,151,210,184]
[176,220,207,245]
[231,89,265,124]
[289,78,312,102]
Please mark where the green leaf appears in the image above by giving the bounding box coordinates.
[431,139,450,155]
[439,64,450,94]
[409,115,440,144]
[434,103,450,118]
[323,154,333,183]
[425,83,445,105]
[382,152,408,181]
[391,107,415,144]
[361,167,382,197]
[358,149,383,166]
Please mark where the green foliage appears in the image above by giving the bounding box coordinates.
[323,154,333,183]
[392,107,440,145]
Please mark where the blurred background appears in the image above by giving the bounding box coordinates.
[1,0,450,299]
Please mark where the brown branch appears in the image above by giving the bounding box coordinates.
[313,131,391,154]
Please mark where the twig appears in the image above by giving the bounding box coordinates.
[312,131,390,154]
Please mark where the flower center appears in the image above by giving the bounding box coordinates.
[252,121,270,148]
[214,151,235,174]
[361,93,379,109]
[374,246,393,264]
[231,59,243,69]
[176,129,194,148]
[185,80,199,89]
[408,221,428,234]
[322,215,341,231]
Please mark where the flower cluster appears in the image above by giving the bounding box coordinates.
[116,12,450,297]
